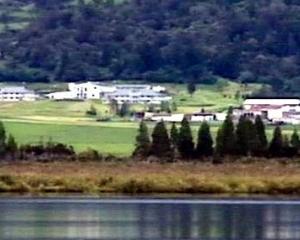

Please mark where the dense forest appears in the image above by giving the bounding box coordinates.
[1,0,300,94]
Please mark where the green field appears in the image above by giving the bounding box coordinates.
[0,81,294,156]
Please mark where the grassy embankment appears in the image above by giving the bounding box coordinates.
[1,161,300,194]
[0,82,295,156]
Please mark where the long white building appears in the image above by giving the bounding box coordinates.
[47,82,171,104]
[0,86,38,101]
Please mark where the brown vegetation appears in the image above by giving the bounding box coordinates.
[0,160,300,195]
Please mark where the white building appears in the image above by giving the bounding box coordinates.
[243,98,300,111]
[47,82,171,104]
[0,86,38,101]
[150,114,185,122]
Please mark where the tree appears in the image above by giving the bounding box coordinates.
[6,134,17,160]
[86,104,97,116]
[235,116,259,156]
[109,99,118,115]
[160,101,171,113]
[216,114,236,156]
[133,120,150,158]
[0,121,6,156]
[170,122,179,148]
[254,115,268,155]
[118,102,130,117]
[196,121,213,158]
[291,128,300,150]
[187,80,196,96]
[178,117,194,159]
[150,121,173,161]
[269,126,283,157]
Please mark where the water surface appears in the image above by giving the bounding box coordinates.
[0,197,300,239]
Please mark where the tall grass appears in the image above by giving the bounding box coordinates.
[0,161,300,194]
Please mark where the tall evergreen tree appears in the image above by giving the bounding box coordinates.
[150,121,173,161]
[269,126,283,157]
[254,115,268,154]
[170,122,179,148]
[196,121,213,158]
[291,128,300,150]
[178,117,194,159]
[133,120,151,158]
[235,116,259,156]
[6,134,17,160]
[0,121,6,156]
[216,114,236,156]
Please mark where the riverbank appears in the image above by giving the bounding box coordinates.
[0,161,300,194]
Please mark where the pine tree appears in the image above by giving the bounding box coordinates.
[170,122,179,148]
[178,117,194,159]
[254,115,268,154]
[6,134,17,159]
[235,116,258,156]
[133,121,151,158]
[196,121,213,158]
[0,121,6,156]
[291,128,300,150]
[150,121,173,161]
[215,114,236,156]
[118,102,130,117]
[269,126,283,157]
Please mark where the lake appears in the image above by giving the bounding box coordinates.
[0,197,299,239]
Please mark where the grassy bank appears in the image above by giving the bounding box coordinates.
[1,161,300,195]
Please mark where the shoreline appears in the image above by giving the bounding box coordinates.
[0,161,300,195]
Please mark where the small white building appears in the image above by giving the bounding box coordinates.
[0,86,38,101]
[190,113,215,122]
[150,114,185,122]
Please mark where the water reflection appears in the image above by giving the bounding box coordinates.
[0,198,299,239]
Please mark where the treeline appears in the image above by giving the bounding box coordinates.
[133,115,300,162]
[1,0,300,94]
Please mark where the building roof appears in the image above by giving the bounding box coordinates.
[244,98,300,105]
[0,86,33,94]
[106,89,165,97]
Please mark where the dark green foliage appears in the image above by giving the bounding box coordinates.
[291,129,300,150]
[187,81,196,96]
[0,121,6,156]
[6,134,17,159]
[235,116,259,156]
[216,114,236,156]
[254,115,268,154]
[150,121,173,161]
[196,121,213,158]
[1,0,300,91]
[269,126,283,157]
[86,105,97,116]
[118,102,130,117]
[170,122,179,148]
[133,120,151,158]
[178,117,194,159]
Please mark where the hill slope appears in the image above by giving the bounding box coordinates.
[0,0,300,95]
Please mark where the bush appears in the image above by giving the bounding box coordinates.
[77,149,103,162]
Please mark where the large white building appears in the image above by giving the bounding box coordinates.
[47,82,171,104]
[0,86,38,101]
[242,98,300,124]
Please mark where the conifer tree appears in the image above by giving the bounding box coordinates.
[133,120,151,158]
[215,114,236,156]
[269,126,283,157]
[291,128,300,150]
[196,121,213,158]
[170,122,179,148]
[178,117,194,159]
[6,134,17,160]
[236,116,258,156]
[254,115,268,154]
[0,121,6,156]
[150,121,173,160]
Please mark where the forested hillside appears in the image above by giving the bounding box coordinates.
[1,0,300,94]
